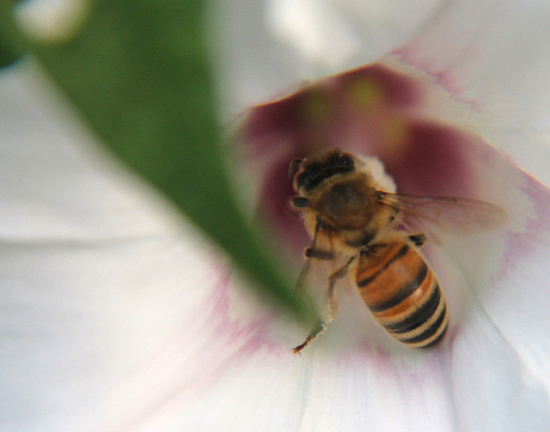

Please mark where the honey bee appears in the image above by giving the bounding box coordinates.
[289,149,507,352]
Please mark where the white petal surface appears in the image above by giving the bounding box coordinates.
[226,0,550,426]
[391,2,550,426]
[235,58,550,428]
[0,61,474,432]
[214,0,443,117]
[0,63,226,431]
[397,0,550,188]
[0,65,181,241]
[5,0,550,429]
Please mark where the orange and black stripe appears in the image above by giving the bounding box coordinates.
[356,242,448,347]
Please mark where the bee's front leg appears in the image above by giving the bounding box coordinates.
[292,320,329,354]
[292,255,357,354]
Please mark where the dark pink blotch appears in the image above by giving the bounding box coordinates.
[382,120,472,197]
[238,63,480,253]
[261,156,311,253]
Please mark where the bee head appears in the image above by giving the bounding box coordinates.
[291,149,356,195]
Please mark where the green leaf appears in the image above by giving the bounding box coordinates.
[0,0,23,67]
[16,0,308,318]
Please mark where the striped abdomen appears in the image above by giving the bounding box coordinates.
[356,241,448,348]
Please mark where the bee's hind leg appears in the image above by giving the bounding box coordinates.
[292,256,357,354]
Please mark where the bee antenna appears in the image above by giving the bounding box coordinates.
[288,158,303,178]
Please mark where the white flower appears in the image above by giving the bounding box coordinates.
[2,0,550,431]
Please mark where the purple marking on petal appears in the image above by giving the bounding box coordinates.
[236,60,539,285]
[244,96,303,146]
[109,268,283,429]
[259,156,310,254]
[334,339,450,393]
[209,269,272,353]
[496,175,550,282]
[243,86,340,160]
[393,47,482,110]
[381,120,473,197]
[178,268,287,401]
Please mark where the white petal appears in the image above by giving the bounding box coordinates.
[6,2,550,429]
[213,0,443,118]
[0,236,222,431]
[0,63,224,431]
[452,302,550,432]
[397,0,550,188]
[0,63,181,241]
[233,50,550,430]
[0,62,462,432]
[266,0,360,69]
[387,5,550,422]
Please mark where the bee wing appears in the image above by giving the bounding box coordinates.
[295,228,355,318]
[379,192,508,241]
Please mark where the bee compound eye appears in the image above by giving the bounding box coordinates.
[296,172,311,190]
[339,156,354,166]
